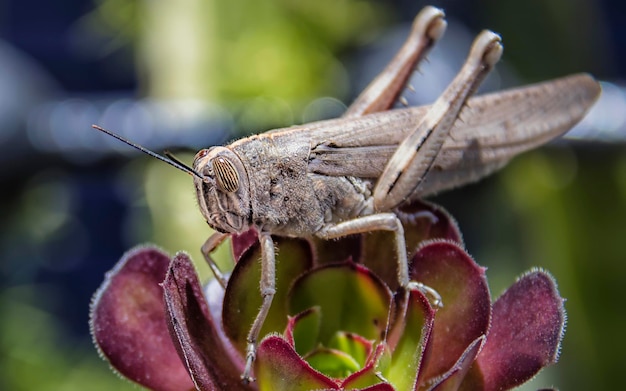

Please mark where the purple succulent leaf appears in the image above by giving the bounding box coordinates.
[90,246,195,391]
[163,252,248,391]
[223,237,314,354]
[362,201,463,290]
[409,241,491,389]
[426,335,485,391]
[463,270,566,391]
[256,338,395,391]
[386,289,435,391]
[232,229,259,261]
[255,335,339,390]
[397,200,464,252]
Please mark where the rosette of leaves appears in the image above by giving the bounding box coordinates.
[90,201,566,391]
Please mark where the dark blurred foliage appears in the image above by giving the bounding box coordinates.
[0,0,624,390]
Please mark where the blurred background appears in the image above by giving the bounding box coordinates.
[0,0,624,389]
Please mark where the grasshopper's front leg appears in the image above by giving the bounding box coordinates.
[373,30,503,210]
[201,231,276,383]
[242,233,276,384]
[201,232,230,288]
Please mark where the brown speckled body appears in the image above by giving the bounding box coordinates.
[199,72,600,238]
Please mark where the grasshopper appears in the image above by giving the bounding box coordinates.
[93,6,600,383]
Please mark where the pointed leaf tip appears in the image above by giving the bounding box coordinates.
[256,336,339,390]
[163,251,246,390]
[428,335,485,391]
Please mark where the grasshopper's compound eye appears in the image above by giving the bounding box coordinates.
[211,157,240,192]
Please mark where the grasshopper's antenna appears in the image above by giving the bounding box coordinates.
[91,125,207,181]
[164,150,191,169]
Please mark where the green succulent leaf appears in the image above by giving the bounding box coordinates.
[327,332,373,368]
[289,262,392,346]
[342,343,392,390]
[387,290,434,391]
[223,236,314,353]
[305,347,361,378]
[287,307,322,356]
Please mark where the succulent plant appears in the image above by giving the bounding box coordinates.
[91,201,565,391]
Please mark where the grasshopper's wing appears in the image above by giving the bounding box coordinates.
[309,73,600,196]
[417,73,600,196]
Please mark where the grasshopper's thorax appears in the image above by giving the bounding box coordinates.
[193,147,251,234]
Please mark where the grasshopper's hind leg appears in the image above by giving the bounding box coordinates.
[373,30,503,211]
[344,6,447,117]
[316,30,505,306]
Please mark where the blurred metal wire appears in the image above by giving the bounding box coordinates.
[1,17,623,178]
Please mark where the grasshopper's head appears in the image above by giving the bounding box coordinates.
[192,147,251,233]
[89,125,251,233]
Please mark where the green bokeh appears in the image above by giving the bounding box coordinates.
[0,286,136,391]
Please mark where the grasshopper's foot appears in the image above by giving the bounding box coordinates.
[241,342,256,384]
[395,209,439,225]
[407,281,443,308]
